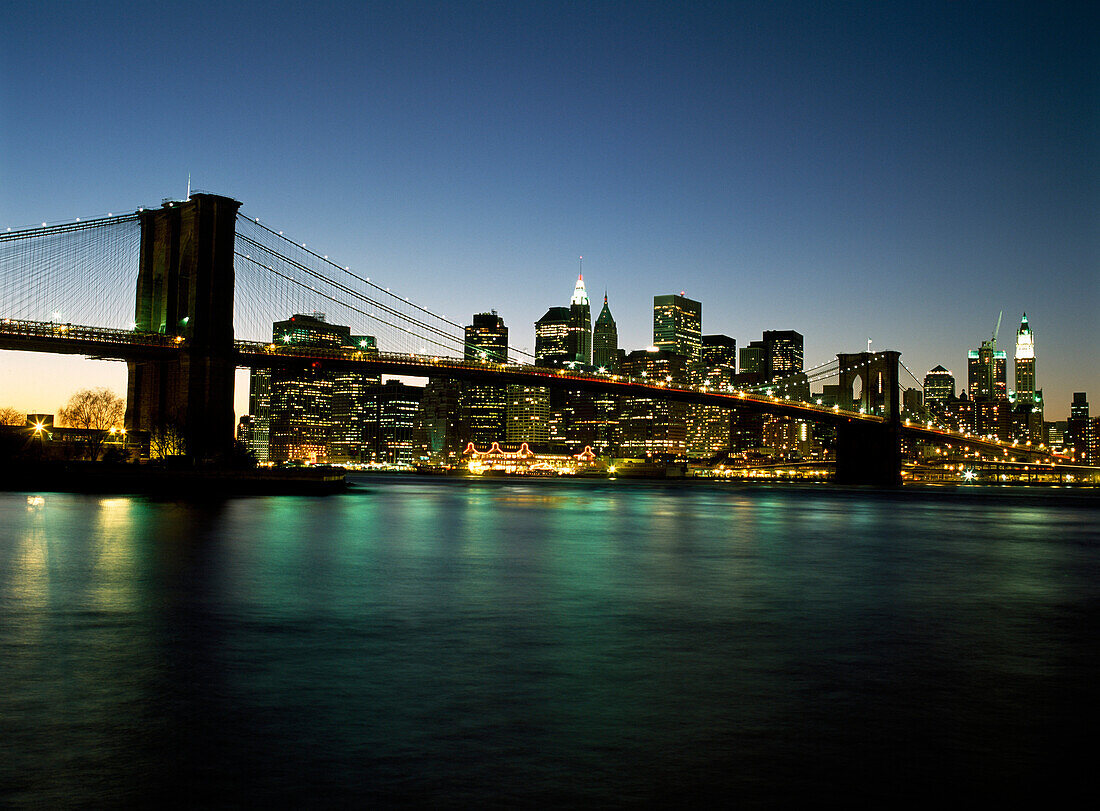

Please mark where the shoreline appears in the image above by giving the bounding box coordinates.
[0,461,347,496]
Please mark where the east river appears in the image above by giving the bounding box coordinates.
[1,476,1097,807]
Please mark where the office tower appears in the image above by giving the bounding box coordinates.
[1067,392,1090,464]
[535,306,572,367]
[614,349,688,457]
[247,368,271,462]
[653,294,702,362]
[923,366,955,406]
[967,340,1007,401]
[569,275,592,366]
[369,380,423,465]
[330,334,380,462]
[738,341,766,385]
[413,378,466,465]
[761,330,804,383]
[686,335,738,458]
[592,293,619,371]
[268,313,376,463]
[1014,314,1036,402]
[506,385,550,444]
[462,311,509,445]
[701,335,737,385]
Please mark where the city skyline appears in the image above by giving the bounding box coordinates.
[1,1,1096,419]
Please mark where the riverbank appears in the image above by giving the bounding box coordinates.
[0,461,347,496]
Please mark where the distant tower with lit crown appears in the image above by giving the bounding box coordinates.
[593,292,618,370]
[569,273,592,365]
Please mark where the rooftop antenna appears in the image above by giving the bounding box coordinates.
[579,255,583,279]
[991,310,1002,351]
[186,173,191,200]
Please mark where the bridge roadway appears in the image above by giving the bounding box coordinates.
[0,317,1061,462]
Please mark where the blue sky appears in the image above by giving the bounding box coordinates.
[1,1,1096,418]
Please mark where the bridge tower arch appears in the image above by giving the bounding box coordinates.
[835,351,902,486]
[125,194,241,461]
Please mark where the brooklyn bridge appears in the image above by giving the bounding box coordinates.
[0,194,1065,485]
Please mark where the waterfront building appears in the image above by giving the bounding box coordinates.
[330,334,380,462]
[267,313,376,463]
[368,380,423,465]
[686,335,738,457]
[506,385,550,444]
[461,311,509,445]
[247,368,271,462]
[592,293,618,371]
[653,294,702,363]
[614,349,688,457]
[413,378,466,465]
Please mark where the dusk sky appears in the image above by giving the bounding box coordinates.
[1,1,1096,419]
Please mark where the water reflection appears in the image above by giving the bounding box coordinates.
[0,483,1096,806]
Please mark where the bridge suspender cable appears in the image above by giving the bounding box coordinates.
[236,215,536,361]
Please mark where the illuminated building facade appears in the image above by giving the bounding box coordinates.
[1013,314,1036,402]
[506,385,550,444]
[923,365,955,406]
[1067,392,1091,464]
[367,379,423,465]
[653,294,702,363]
[535,307,572,367]
[967,340,1007,402]
[247,368,271,462]
[592,293,618,371]
[569,275,592,366]
[461,311,509,444]
[762,330,804,383]
[1010,314,1043,443]
[614,349,688,457]
[268,313,377,463]
[687,335,738,457]
[330,334,380,462]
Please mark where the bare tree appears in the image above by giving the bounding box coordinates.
[57,388,125,430]
[0,406,25,426]
[149,424,187,459]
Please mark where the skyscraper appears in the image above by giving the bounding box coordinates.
[967,340,1007,401]
[761,330,804,383]
[268,313,373,463]
[653,294,702,363]
[462,311,509,444]
[1014,313,1036,403]
[569,274,592,366]
[1067,392,1091,464]
[923,365,955,406]
[535,306,572,367]
[592,293,618,371]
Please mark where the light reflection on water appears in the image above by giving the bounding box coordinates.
[0,479,1097,807]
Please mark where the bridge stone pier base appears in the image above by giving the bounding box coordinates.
[834,351,902,486]
[125,194,241,461]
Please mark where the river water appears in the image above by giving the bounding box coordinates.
[1,476,1097,807]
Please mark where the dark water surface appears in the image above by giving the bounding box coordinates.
[2,477,1097,807]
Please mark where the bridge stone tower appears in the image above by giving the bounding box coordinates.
[125,194,241,462]
[834,351,902,486]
